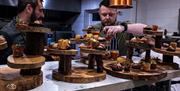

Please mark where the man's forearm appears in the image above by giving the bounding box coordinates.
[127,23,147,35]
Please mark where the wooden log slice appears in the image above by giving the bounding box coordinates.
[127,41,154,50]
[80,48,108,55]
[0,67,43,91]
[7,55,45,69]
[0,42,7,50]
[52,67,106,83]
[143,30,163,36]
[47,48,78,55]
[104,61,167,81]
[153,48,180,56]
[18,26,51,33]
[70,38,111,46]
[70,38,87,44]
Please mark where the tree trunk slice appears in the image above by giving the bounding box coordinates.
[153,47,180,56]
[70,38,111,46]
[143,30,163,36]
[7,55,45,69]
[104,61,167,81]
[18,26,51,33]
[47,48,78,55]
[52,67,106,83]
[127,41,154,50]
[80,48,107,55]
[0,67,43,91]
[0,42,7,50]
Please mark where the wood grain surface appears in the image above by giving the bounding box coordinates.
[7,55,45,69]
[0,67,43,91]
[103,61,169,81]
[52,67,106,83]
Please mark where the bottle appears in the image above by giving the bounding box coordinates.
[47,33,53,46]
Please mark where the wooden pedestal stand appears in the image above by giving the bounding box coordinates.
[0,27,50,91]
[143,30,179,69]
[48,48,106,83]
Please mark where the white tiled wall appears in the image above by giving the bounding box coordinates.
[138,0,180,33]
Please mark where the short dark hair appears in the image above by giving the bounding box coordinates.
[99,0,110,8]
[17,0,38,13]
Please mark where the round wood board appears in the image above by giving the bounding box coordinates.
[0,67,43,91]
[153,47,180,56]
[143,30,163,36]
[47,48,78,55]
[103,61,167,81]
[7,55,45,69]
[127,41,154,50]
[18,26,51,33]
[70,38,87,44]
[0,42,7,50]
[80,48,108,55]
[52,67,106,83]
[70,38,111,46]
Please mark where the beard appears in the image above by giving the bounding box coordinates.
[102,19,116,26]
[30,10,43,24]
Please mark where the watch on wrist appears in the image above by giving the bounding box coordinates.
[121,23,128,32]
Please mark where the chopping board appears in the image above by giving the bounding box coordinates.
[0,67,43,91]
[104,61,168,81]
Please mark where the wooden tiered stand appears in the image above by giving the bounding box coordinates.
[0,27,50,91]
[103,30,174,80]
[47,46,106,83]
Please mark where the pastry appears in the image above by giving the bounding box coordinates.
[110,63,123,71]
[58,39,70,50]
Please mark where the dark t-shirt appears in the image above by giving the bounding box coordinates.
[0,17,25,64]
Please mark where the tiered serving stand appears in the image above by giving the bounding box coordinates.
[0,27,51,91]
[104,30,178,81]
[46,37,107,83]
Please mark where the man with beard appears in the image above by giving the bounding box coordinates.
[87,0,147,56]
[0,0,44,64]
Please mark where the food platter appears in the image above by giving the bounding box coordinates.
[104,61,168,81]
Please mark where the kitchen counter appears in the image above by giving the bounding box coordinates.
[1,51,180,91]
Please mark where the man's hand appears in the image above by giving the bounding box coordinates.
[103,25,124,37]
[0,35,6,43]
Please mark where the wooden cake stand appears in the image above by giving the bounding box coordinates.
[47,48,106,83]
[0,26,50,91]
[153,47,180,69]
[0,55,45,91]
[0,42,7,50]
